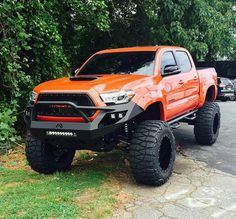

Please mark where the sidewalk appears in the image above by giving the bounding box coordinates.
[111,155,236,219]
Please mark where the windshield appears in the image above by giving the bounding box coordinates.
[78,52,156,76]
[221,78,232,85]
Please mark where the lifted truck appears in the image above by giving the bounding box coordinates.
[25,46,220,186]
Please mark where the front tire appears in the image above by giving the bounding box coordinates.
[129,121,176,186]
[26,134,75,174]
[194,102,220,145]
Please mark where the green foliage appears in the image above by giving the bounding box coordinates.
[0,0,235,149]
[103,0,236,61]
[46,0,110,65]
[0,107,20,150]
[0,0,70,149]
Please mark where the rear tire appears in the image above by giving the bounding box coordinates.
[194,102,220,145]
[26,134,75,174]
[129,121,176,186]
[221,97,228,102]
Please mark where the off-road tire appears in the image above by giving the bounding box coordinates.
[194,102,220,145]
[26,134,75,174]
[129,121,176,186]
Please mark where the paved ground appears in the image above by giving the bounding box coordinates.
[175,101,236,175]
[111,102,236,219]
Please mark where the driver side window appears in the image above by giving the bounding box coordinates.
[161,52,177,74]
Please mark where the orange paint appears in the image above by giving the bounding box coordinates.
[33,46,217,122]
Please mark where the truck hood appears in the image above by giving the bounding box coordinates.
[34,74,151,94]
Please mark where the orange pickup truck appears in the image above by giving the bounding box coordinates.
[24,46,220,186]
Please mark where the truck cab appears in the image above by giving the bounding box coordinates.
[25,46,220,186]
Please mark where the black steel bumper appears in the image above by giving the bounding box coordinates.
[24,101,143,143]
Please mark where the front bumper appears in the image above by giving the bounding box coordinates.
[24,101,143,143]
[217,92,234,98]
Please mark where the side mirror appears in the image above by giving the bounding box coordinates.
[163,65,181,75]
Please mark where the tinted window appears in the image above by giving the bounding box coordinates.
[161,52,176,73]
[78,52,156,76]
[176,51,192,73]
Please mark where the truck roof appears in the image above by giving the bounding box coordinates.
[97,46,183,54]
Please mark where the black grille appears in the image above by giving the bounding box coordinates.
[36,93,95,117]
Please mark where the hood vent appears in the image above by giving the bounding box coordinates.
[70,75,101,81]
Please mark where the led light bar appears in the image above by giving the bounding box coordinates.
[46,131,77,137]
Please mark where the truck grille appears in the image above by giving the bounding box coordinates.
[36,93,96,118]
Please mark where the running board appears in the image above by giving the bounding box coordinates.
[170,122,181,129]
[168,110,198,127]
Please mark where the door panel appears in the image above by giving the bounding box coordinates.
[162,74,187,120]
[159,51,186,120]
[161,50,200,120]
[175,51,200,112]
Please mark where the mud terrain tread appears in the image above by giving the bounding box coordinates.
[129,121,175,186]
[194,102,220,145]
[26,134,75,174]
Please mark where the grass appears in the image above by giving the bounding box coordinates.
[0,147,129,219]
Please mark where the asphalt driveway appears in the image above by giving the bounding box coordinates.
[174,101,236,175]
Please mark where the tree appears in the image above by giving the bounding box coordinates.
[101,0,236,61]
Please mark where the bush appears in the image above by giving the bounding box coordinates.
[0,0,69,149]
[0,106,21,150]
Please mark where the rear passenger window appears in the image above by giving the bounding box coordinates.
[176,51,192,73]
[161,52,176,73]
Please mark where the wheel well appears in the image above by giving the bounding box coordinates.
[205,86,216,102]
[139,102,164,121]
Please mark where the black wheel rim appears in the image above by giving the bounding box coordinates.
[50,146,69,163]
[159,136,172,171]
[213,113,219,135]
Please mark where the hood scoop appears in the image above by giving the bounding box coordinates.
[70,75,101,81]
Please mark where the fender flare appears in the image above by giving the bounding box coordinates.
[136,97,166,121]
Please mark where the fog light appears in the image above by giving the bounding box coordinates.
[118,113,124,119]
[110,112,126,120]
[111,114,116,119]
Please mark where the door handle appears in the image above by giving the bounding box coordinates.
[193,76,198,80]
[179,80,184,85]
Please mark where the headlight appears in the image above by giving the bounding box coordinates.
[29,91,38,103]
[100,90,135,105]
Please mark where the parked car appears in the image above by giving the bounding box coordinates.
[233,80,236,101]
[24,46,220,186]
[217,77,234,102]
